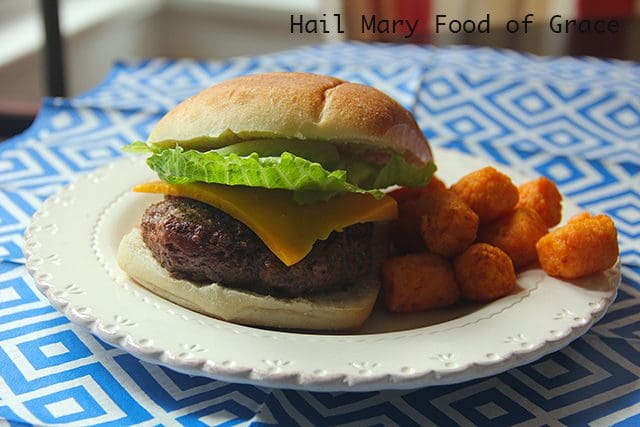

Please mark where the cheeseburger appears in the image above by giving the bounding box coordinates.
[117,72,434,331]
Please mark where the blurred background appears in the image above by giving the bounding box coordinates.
[1,0,639,138]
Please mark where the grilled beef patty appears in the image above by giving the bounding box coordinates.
[140,196,375,297]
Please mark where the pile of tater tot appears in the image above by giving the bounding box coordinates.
[382,167,619,313]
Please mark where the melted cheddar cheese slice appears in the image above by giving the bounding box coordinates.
[133,181,398,266]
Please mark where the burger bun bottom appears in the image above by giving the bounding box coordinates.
[117,228,380,331]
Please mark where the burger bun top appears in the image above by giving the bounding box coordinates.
[147,72,431,164]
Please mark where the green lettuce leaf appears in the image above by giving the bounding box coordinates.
[122,141,158,154]
[127,142,437,204]
[342,155,436,190]
[146,147,385,200]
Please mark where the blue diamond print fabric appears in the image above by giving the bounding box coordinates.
[0,42,638,425]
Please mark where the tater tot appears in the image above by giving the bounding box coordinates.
[391,199,427,254]
[454,243,516,302]
[478,207,548,269]
[450,167,519,223]
[422,175,446,194]
[419,189,479,256]
[389,187,422,203]
[382,253,460,312]
[389,176,448,254]
[389,175,447,203]
[536,214,618,279]
[516,177,563,227]
[568,211,591,223]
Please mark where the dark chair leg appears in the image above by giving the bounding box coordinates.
[40,0,66,97]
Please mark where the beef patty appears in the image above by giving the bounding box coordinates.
[140,196,375,297]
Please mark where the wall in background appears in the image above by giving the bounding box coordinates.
[3,0,636,106]
[0,0,324,104]
[151,1,322,62]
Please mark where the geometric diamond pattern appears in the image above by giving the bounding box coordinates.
[1,42,639,425]
[23,386,107,424]
[0,277,39,309]
[18,330,92,369]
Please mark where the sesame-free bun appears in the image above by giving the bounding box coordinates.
[148,72,431,164]
[117,228,380,331]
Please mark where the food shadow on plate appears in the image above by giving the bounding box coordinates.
[266,280,532,336]
[561,260,621,293]
[356,299,486,334]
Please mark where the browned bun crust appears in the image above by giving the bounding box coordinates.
[148,72,431,164]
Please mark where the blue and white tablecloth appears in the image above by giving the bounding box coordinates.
[0,42,638,425]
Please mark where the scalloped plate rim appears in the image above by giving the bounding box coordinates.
[23,148,620,391]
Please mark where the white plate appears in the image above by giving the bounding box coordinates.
[24,148,620,391]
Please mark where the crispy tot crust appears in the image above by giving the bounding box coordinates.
[478,207,548,269]
[516,177,562,227]
[454,243,516,302]
[423,175,446,194]
[536,214,618,279]
[391,199,427,254]
[568,212,591,223]
[382,253,460,312]
[419,189,479,256]
[388,187,423,204]
[388,175,446,204]
[450,167,519,223]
